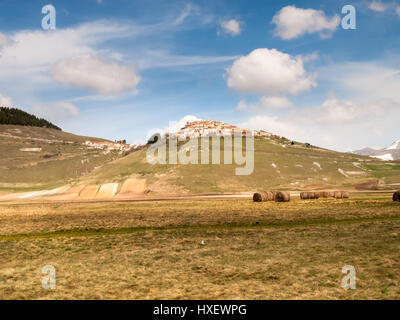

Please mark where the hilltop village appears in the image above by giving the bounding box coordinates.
[84,120,273,154]
[172,120,272,139]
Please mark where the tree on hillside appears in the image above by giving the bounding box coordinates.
[0,107,61,130]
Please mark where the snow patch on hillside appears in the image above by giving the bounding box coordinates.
[372,154,394,161]
[313,162,322,170]
[386,141,400,150]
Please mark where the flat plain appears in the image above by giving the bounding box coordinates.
[0,195,399,299]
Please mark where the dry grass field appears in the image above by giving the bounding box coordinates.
[0,196,399,299]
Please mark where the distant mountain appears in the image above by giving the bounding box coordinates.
[352,141,400,161]
[352,147,382,156]
[0,107,61,131]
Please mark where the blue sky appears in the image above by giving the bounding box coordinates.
[0,0,399,151]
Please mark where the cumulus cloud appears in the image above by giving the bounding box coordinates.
[32,101,80,122]
[226,48,316,95]
[368,1,386,12]
[219,19,241,36]
[50,55,141,94]
[237,96,292,112]
[239,58,400,151]
[0,93,13,107]
[272,5,340,40]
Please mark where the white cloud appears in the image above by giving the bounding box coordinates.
[272,5,340,40]
[32,102,80,122]
[260,96,292,109]
[0,21,140,100]
[298,98,398,125]
[240,101,400,151]
[319,61,400,102]
[0,20,235,100]
[175,4,194,25]
[226,48,316,95]
[0,21,134,74]
[50,55,141,94]
[239,57,400,151]
[145,115,202,142]
[135,50,237,69]
[219,19,241,36]
[240,95,400,151]
[368,1,386,12]
[0,32,6,47]
[0,93,13,107]
[237,96,292,112]
[241,115,301,139]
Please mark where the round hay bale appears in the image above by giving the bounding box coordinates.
[253,191,268,202]
[393,191,400,202]
[275,191,290,202]
[300,192,309,200]
[308,192,316,200]
[328,191,335,198]
[342,191,350,199]
[317,191,329,198]
[334,191,343,199]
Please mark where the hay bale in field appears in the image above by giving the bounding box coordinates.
[334,191,349,199]
[334,191,343,199]
[275,191,290,202]
[300,191,323,200]
[253,191,267,202]
[308,192,317,200]
[300,192,309,200]
[268,191,277,201]
[328,191,335,198]
[316,191,329,198]
[342,191,350,199]
[253,191,276,202]
[393,191,400,202]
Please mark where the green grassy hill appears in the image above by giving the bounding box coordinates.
[0,125,121,191]
[2,125,400,194]
[79,135,400,194]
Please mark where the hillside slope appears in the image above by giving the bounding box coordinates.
[2,125,400,199]
[78,135,400,194]
[0,125,121,191]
